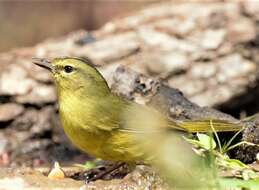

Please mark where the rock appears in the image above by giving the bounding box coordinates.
[0,65,37,96]
[189,62,217,79]
[144,51,190,76]
[6,105,85,167]
[110,66,143,101]
[83,32,140,63]
[27,64,53,83]
[217,54,256,82]
[227,17,256,43]
[35,31,140,65]
[0,177,26,190]
[202,29,226,50]
[28,1,258,111]
[138,28,197,53]
[154,18,196,37]
[110,66,238,122]
[15,84,56,105]
[0,133,9,154]
[82,166,168,190]
[10,109,40,131]
[15,58,53,83]
[98,62,123,86]
[190,85,233,107]
[243,1,259,21]
[167,53,257,108]
[29,107,54,137]
[0,103,24,122]
[34,30,87,58]
[169,77,205,97]
[74,32,96,46]
[232,121,259,163]
[0,168,83,190]
[198,29,226,50]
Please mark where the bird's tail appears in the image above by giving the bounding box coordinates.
[176,119,243,133]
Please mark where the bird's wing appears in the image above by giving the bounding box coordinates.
[81,95,243,134]
[175,119,243,133]
[86,96,186,133]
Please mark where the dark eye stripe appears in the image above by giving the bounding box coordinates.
[64,65,73,73]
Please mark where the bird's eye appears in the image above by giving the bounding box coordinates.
[64,65,73,73]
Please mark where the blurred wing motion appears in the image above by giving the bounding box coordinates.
[176,119,243,133]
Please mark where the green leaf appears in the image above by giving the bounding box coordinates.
[197,133,216,150]
[74,161,96,170]
[219,178,259,190]
[242,169,259,180]
[184,134,216,150]
[217,157,248,170]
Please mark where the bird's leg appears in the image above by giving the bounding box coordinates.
[85,162,131,183]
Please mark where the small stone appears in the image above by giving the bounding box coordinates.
[28,65,53,83]
[0,152,10,166]
[198,3,240,29]
[0,103,24,122]
[0,177,27,190]
[256,153,259,162]
[29,106,54,136]
[15,85,56,105]
[217,42,233,56]
[82,32,140,63]
[190,85,233,107]
[98,62,122,87]
[169,77,205,97]
[227,17,256,43]
[74,32,96,46]
[0,133,8,154]
[110,66,140,99]
[154,18,195,37]
[139,28,197,53]
[34,31,80,58]
[200,29,226,50]
[243,1,259,21]
[145,51,189,75]
[0,168,83,190]
[16,59,53,83]
[217,54,256,82]
[189,62,217,79]
[10,109,38,131]
[0,65,37,96]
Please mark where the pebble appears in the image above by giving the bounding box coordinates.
[0,103,24,122]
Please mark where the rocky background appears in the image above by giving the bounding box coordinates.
[0,0,168,52]
[1,1,259,189]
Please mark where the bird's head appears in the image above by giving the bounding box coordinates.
[32,57,110,97]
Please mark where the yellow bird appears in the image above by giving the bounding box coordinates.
[33,57,242,163]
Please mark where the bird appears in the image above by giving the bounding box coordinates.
[32,57,242,164]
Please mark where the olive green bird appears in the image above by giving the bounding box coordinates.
[32,57,242,163]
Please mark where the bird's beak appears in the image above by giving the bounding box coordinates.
[32,57,53,72]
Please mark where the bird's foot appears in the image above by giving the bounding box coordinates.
[84,162,131,183]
